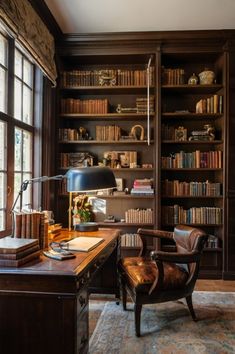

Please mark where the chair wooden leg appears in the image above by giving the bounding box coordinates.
[186,295,197,321]
[121,282,127,311]
[134,304,142,337]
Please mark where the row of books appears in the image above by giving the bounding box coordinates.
[125,208,153,224]
[195,95,223,114]
[162,67,185,85]
[13,211,49,250]
[120,233,142,247]
[95,125,121,141]
[161,150,222,169]
[162,179,222,197]
[61,98,109,114]
[60,67,155,87]
[131,178,154,195]
[162,205,222,225]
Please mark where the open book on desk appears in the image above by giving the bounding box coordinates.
[64,237,104,252]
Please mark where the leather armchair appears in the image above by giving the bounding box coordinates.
[118,225,208,336]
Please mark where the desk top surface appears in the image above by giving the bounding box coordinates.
[0,228,120,277]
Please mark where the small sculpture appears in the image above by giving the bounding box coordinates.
[129,125,145,141]
[189,124,215,141]
[198,69,215,85]
[116,104,137,114]
[99,70,116,86]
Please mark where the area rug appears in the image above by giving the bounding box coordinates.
[89,292,235,354]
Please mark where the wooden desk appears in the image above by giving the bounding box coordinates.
[0,228,120,354]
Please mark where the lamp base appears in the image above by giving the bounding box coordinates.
[74,222,98,232]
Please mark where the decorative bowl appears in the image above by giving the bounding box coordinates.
[198,70,215,85]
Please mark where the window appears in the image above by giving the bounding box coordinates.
[0,120,7,231]
[0,28,43,235]
[0,33,7,113]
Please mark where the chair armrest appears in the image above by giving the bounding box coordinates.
[150,250,201,263]
[137,228,173,240]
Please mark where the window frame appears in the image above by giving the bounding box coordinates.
[0,28,43,236]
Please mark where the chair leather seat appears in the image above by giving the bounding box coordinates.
[119,257,189,293]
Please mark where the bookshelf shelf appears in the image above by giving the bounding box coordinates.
[60,85,155,95]
[161,168,223,171]
[161,196,223,199]
[97,194,155,199]
[98,222,154,227]
[162,140,223,144]
[162,223,223,227]
[59,140,153,145]
[162,84,223,93]
[162,113,222,119]
[60,113,155,120]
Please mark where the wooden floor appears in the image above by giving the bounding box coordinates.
[195,279,235,292]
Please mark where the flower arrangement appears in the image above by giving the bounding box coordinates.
[72,195,93,225]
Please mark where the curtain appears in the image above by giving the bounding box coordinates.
[0,0,57,86]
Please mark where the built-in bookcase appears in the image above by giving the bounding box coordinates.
[57,52,158,254]
[54,31,235,279]
[160,52,225,278]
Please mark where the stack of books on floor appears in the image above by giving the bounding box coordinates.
[0,237,40,267]
[131,178,154,195]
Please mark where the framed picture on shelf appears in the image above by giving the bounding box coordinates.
[174,126,187,141]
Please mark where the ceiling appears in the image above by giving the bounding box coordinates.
[44,0,235,34]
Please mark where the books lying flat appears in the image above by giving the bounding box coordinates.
[0,250,40,267]
[0,237,39,254]
[64,237,104,252]
[0,244,39,260]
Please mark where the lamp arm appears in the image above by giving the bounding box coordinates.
[11,174,65,213]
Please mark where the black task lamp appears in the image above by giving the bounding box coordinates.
[12,166,116,234]
[66,166,116,231]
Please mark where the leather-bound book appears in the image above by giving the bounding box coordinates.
[0,237,39,254]
[0,250,40,267]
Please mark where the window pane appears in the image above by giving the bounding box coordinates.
[15,50,22,79]
[23,86,32,124]
[0,210,5,231]
[0,120,7,170]
[23,59,33,87]
[14,128,22,171]
[0,172,6,209]
[0,68,7,113]
[14,78,22,120]
[0,34,7,66]
[14,128,32,210]
[23,130,32,171]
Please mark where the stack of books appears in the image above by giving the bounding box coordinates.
[0,237,40,267]
[131,178,154,195]
[13,211,49,249]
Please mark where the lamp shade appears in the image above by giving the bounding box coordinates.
[66,166,116,192]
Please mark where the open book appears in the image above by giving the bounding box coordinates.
[64,237,104,252]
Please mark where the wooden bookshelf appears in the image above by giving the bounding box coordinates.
[54,30,235,280]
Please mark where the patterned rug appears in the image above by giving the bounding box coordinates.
[89,292,235,354]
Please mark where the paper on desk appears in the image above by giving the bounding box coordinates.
[65,237,104,252]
